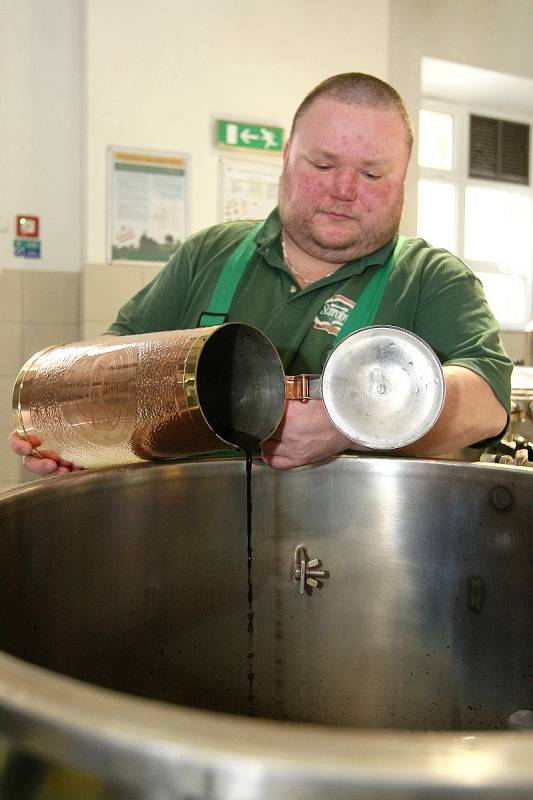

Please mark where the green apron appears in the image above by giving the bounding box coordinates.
[198,222,406,343]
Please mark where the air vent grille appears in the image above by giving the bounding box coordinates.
[469,114,529,185]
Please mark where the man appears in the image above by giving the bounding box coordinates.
[10,72,511,475]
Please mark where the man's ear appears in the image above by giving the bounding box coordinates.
[282,138,291,164]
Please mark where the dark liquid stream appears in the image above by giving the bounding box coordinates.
[218,430,258,717]
[245,452,255,717]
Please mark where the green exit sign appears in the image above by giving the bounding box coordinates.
[216,120,284,153]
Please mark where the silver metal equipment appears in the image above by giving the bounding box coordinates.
[321,325,445,448]
[0,456,532,798]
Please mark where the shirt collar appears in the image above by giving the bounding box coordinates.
[254,207,398,277]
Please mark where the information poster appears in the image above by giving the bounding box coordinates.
[108,147,189,263]
[218,158,282,223]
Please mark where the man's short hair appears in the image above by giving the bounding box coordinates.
[290,72,414,151]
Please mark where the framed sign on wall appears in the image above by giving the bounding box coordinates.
[107,147,190,264]
[218,157,282,223]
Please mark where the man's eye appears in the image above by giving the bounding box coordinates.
[364,172,381,180]
[314,163,332,171]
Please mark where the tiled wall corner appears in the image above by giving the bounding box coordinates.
[0,267,81,490]
[23,271,79,325]
[0,270,24,489]
[81,262,145,339]
[1,260,167,490]
[0,375,22,488]
[0,269,23,323]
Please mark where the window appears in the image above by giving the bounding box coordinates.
[469,115,529,184]
[418,109,454,171]
[464,186,532,271]
[417,180,456,254]
[417,104,533,330]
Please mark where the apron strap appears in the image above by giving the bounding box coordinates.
[199,225,406,341]
[198,222,263,326]
[335,235,406,344]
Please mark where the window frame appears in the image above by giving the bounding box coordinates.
[418,100,533,331]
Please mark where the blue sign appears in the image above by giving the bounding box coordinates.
[14,239,41,258]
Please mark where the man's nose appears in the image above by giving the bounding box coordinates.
[330,168,358,201]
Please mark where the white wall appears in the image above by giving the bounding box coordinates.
[0,0,84,272]
[389,0,533,235]
[85,0,390,265]
[391,0,533,79]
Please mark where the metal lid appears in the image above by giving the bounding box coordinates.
[322,326,445,450]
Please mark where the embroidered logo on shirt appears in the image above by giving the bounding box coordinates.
[313,294,355,336]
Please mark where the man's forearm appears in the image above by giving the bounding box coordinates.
[400,365,507,456]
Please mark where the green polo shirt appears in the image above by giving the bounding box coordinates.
[108,208,512,418]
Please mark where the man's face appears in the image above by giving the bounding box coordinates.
[279,97,411,262]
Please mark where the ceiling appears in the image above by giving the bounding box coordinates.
[421,57,533,117]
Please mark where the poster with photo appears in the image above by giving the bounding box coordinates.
[108,147,190,263]
[218,158,282,223]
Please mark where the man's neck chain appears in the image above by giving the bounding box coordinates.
[281,232,335,288]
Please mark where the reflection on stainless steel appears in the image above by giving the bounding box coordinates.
[12,324,286,467]
[0,456,532,797]
[322,326,445,449]
[507,710,533,730]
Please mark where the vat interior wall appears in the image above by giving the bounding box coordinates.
[0,459,529,733]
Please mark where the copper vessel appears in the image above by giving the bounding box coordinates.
[12,324,286,468]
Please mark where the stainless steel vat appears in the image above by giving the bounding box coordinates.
[0,456,532,798]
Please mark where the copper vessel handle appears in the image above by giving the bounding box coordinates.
[285,374,322,403]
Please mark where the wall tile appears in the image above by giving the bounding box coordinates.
[141,263,164,287]
[23,271,79,324]
[0,414,23,486]
[82,264,142,322]
[0,450,23,487]
[0,371,21,490]
[22,322,79,362]
[0,323,23,377]
[0,376,16,432]
[0,270,23,323]
[82,320,115,340]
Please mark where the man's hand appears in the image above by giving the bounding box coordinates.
[260,365,508,469]
[8,431,83,476]
[261,400,354,470]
